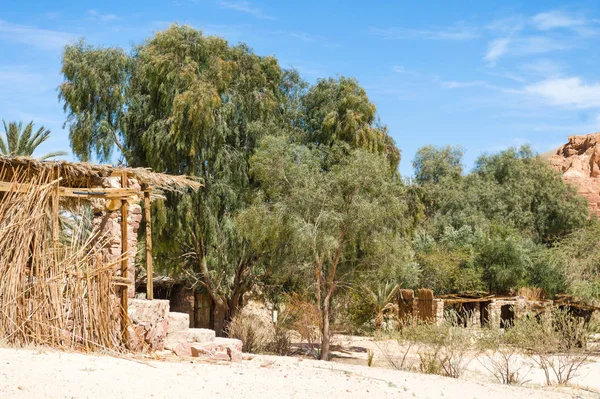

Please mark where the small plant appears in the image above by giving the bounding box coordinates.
[367,349,375,367]
[270,324,292,356]
[280,294,322,359]
[400,313,474,378]
[227,311,273,354]
[477,327,531,385]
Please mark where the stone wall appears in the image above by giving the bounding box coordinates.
[128,299,169,351]
[168,286,196,328]
[92,177,143,297]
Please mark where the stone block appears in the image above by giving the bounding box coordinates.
[190,337,243,362]
[168,312,190,334]
[128,299,170,351]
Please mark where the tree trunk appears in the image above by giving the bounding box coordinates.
[320,299,331,360]
[212,301,228,337]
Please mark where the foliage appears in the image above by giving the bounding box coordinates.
[246,136,410,359]
[548,222,600,303]
[400,314,475,378]
[509,309,594,385]
[60,24,305,335]
[412,145,463,185]
[478,326,531,385]
[0,120,67,160]
[302,77,400,170]
[412,145,588,296]
[227,306,291,355]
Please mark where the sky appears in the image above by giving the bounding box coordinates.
[1,0,600,175]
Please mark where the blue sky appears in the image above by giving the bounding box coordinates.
[2,0,600,175]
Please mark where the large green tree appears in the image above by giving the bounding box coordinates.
[0,120,67,160]
[245,136,410,360]
[301,77,400,169]
[412,145,588,295]
[60,25,304,334]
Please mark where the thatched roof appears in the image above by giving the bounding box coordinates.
[0,156,202,192]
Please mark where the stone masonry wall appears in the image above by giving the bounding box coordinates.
[92,177,142,298]
[128,299,169,351]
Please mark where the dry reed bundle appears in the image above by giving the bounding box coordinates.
[396,289,414,323]
[417,288,434,321]
[0,166,124,351]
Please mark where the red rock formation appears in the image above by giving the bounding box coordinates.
[548,132,600,217]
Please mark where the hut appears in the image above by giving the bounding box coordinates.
[0,156,201,351]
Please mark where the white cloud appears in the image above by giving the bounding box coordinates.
[0,20,73,51]
[485,38,510,64]
[485,36,568,65]
[392,65,417,75]
[88,9,119,22]
[442,80,486,89]
[368,23,478,41]
[532,11,585,30]
[520,59,564,78]
[525,77,600,108]
[218,1,276,20]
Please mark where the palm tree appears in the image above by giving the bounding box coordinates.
[0,120,67,160]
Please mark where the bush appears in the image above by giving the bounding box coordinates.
[399,313,475,378]
[509,309,593,385]
[279,294,322,359]
[478,327,531,385]
[227,311,273,354]
[227,302,292,356]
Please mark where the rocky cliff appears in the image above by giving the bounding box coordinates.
[548,132,600,217]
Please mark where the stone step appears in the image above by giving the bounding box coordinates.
[167,312,190,334]
[167,328,216,344]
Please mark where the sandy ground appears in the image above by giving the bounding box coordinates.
[0,347,594,399]
[329,334,600,394]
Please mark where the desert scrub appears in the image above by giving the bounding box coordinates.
[477,325,531,385]
[397,313,475,378]
[227,311,274,354]
[509,309,594,385]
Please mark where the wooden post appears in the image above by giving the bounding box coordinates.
[120,171,129,343]
[52,168,60,246]
[144,190,154,300]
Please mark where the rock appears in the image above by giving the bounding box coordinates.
[167,312,190,334]
[548,132,600,217]
[190,338,243,362]
[164,328,215,354]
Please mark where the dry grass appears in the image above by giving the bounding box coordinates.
[0,166,124,351]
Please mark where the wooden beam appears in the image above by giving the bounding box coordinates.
[120,171,129,345]
[60,187,139,198]
[0,181,139,198]
[144,190,154,300]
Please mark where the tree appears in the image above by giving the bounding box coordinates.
[246,136,410,360]
[412,145,589,295]
[0,120,67,160]
[302,77,400,170]
[412,145,463,185]
[60,25,305,335]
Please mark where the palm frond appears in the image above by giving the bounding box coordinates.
[0,120,9,155]
[38,150,68,161]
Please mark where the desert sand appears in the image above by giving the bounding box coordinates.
[0,347,593,399]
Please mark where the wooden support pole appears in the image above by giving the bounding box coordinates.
[52,169,60,246]
[120,171,129,343]
[144,190,154,300]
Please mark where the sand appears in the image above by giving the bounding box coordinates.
[0,347,591,399]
